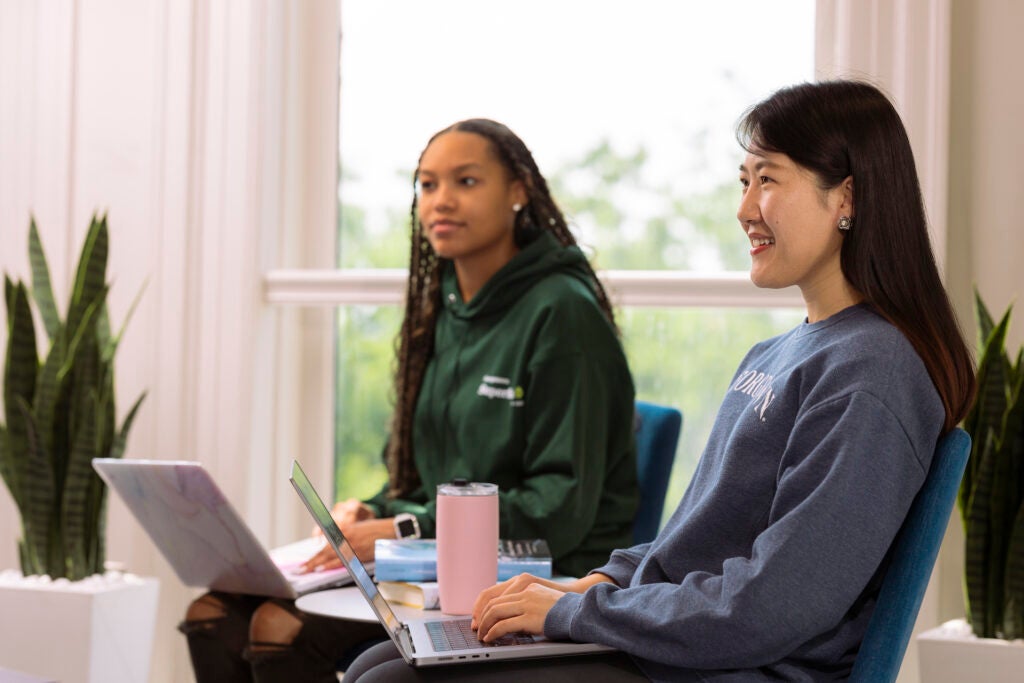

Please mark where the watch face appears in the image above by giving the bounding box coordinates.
[397,518,417,538]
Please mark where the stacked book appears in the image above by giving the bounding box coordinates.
[374,538,553,582]
[374,538,553,609]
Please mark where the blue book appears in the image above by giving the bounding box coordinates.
[373,538,553,582]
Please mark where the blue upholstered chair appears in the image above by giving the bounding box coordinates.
[632,401,683,545]
[848,427,971,683]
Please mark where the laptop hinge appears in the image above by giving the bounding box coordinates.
[401,625,417,654]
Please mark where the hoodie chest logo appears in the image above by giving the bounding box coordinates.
[476,375,524,407]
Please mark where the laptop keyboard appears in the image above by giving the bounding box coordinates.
[426,619,536,651]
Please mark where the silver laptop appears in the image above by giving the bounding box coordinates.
[288,459,615,666]
[93,458,353,599]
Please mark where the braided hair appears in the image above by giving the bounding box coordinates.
[384,118,617,497]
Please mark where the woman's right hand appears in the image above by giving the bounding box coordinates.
[470,573,612,630]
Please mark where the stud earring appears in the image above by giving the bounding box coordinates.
[512,203,522,212]
[838,215,853,231]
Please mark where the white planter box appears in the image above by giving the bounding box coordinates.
[918,618,1024,683]
[0,571,159,683]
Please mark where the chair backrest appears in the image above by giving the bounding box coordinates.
[632,401,683,545]
[848,427,971,683]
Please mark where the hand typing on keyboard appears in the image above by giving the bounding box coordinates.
[472,572,617,643]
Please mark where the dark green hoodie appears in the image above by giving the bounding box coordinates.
[366,232,638,577]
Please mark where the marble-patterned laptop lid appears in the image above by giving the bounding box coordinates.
[93,458,349,598]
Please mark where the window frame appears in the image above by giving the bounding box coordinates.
[263,269,804,308]
[262,0,954,508]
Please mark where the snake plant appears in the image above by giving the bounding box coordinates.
[959,290,1024,639]
[1,214,144,580]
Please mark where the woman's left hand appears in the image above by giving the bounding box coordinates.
[474,583,564,642]
[299,518,392,572]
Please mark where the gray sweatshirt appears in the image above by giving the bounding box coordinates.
[545,304,945,682]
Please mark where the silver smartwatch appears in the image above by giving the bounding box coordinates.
[393,512,421,539]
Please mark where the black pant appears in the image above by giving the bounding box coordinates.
[178,592,386,683]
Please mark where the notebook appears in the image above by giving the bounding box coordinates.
[93,458,354,599]
[288,459,616,666]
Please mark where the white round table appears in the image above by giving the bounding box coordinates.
[296,585,427,623]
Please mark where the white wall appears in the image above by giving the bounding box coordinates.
[948,0,1024,348]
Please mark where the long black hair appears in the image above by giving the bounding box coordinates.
[737,80,975,432]
[384,119,616,497]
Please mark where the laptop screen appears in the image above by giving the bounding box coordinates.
[288,460,404,639]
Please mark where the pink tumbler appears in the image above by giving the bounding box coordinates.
[436,479,499,615]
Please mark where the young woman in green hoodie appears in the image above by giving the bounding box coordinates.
[179,119,639,683]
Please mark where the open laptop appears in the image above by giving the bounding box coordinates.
[93,458,353,599]
[289,459,616,666]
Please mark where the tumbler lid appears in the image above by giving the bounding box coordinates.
[437,480,498,496]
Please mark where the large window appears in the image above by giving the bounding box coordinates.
[334,1,814,521]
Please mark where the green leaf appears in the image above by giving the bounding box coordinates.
[3,281,38,512]
[61,287,107,380]
[86,473,107,574]
[4,274,14,322]
[28,216,60,341]
[1001,379,1024,528]
[961,308,1012,523]
[15,397,56,577]
[1003,499,1024,640]
[62,389,97,579]
[988,433,1014,636]
[101,278,148,365]
[17,537,28,575]
[111,392,146,460]
[0,425,15,511]
[62,300,106,472]
[3,280,37,499]
[974,288,997,356]
[67,214,108,341]
[965,429,998,637]
[33,326,67,482]
[96,304,112,360]
[4,281,38,426]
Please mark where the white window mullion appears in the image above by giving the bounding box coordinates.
[263,270,804,309]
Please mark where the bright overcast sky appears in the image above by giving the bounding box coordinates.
[339,0,815,228]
